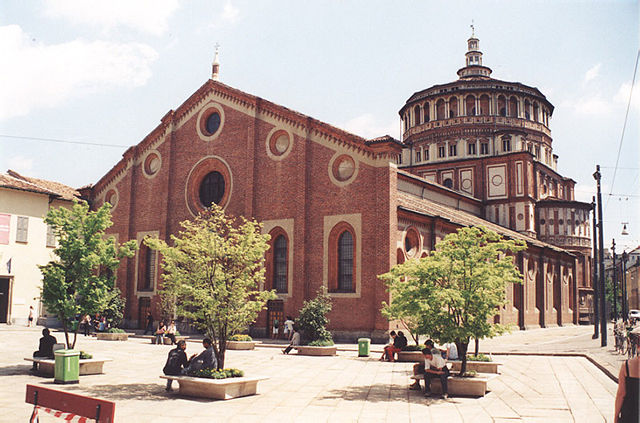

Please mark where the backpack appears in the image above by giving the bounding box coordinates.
[163,350,183,375]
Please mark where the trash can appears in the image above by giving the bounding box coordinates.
[54,349,80,384]
[358,338,370,357]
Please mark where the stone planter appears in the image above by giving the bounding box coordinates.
[412,373,496,397]
[450,360,500,374]
[25,358,112,377]
[226,341,256,350]
[162,336,187,345]
[296,345,337,356]
[160,375,268,400]
[397,351,423,362]
[96,332,128,341]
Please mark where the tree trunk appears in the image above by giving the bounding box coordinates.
[61,315,71,349]
[71,326,78,349]
[474,338,479,356]
[456,340,469,376]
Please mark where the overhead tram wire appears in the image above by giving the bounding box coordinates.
[0,134,129,149]
[605,48,640,211]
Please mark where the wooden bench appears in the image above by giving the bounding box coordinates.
[25,358,112,377]
[410,373,496,397]
[160,375,268,400]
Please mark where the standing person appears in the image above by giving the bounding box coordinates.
[615,356,639,422]
[185,338,217,372]
[165,321,177,345]
[284,316,294,341]
[143,312,154,335]
[272,318,279,339]
[27,306,34,327]
[443,342,459,361]
[163,340,188,391]
[422,348,450,399]
[155,321,166,345]
[82,314,92,336]
[31,328,57,372]
[282,325,300,354]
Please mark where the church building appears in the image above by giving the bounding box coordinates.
[84,35,593,341]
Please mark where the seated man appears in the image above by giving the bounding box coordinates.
[31,328,57,371]
[185,338,217,373]
[422,347,450,399]
[163,340,188,391]
[410,339,435,389]
[282,324,301,354]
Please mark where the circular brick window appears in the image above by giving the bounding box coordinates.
[105,189,118,209]
[143,151,161,177]
[196,103,225,142]
[491,174,503,186]
[185,156,232,215]
[540,218,546,225]
[328,153,358,186]
[443,178,453,189]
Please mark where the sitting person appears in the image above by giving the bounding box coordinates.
[410,339,435,390]
[382,330,407,362]
[163,340,188,391]
[154,321,166,345]
[165,321,177,345]
[443,342,458,361]
[31,328,57,371]
[185,338,217,372]
[282,324,301,354]
[422,347,450,399]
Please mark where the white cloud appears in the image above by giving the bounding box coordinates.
[222,1,240,23]
[0,25,158,121]
[341,114,399,139]
[584,63,601,83]
[43,0,180,36]
[614,82,640,110]
[7,156,34,174]
[573,183,596,203]
[573,96,610,115]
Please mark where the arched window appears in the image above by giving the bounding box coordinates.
[533,102,539,122]
[509,97,518,117]
[267,228,288,294]
[337,231,353,292]
[479,95,490,115]
[199,171,225,207]
[137,244,156,292]
[465,95,476,116]
[524,100,531,120]
[436,99,446,120]
[273,235,287,293]
[414,105,421,125]
[449,97,458,118]
[497,96,506,116]
[424,102,430,122]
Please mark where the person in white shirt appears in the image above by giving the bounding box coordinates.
[444,342,458,360]
[283,316,294,341]
[422,348,450,399]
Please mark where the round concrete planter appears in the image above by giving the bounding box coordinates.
[397,351,423,362]
[450,360,500,374]
[226,340,256,350]
[96,332,128,341]
[160,375,268,400]
[296,345,337,356]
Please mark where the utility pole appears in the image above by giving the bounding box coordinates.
[612,239,618,322]
[592,196,599,339]
[594,165,607,346]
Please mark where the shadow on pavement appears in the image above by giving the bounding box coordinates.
[65,383,178,401]
[0,364,41,376]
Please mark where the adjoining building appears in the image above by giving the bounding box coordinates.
[0,170,80,325]
[83,35,594,341]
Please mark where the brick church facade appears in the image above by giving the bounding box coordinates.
[84,36,593,341]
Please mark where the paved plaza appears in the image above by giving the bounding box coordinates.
[0,325,618,422]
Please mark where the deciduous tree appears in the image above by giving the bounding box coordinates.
[380,226,525,375]
[39,201,137,349]
[146,205,275,369]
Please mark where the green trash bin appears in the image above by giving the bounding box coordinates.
[54,349,80,384]
[358,338,370,357]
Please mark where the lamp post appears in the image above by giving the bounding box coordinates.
[612,239,618,322]
[622,251,629,320]
[593,165,607,346]
[592,196,599,339]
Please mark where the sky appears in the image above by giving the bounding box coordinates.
[0,0,638,251]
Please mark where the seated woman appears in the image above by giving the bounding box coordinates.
[282,325,300,354]
[155,321,166,345]
[381,330,408,362]
[165,321,177,345]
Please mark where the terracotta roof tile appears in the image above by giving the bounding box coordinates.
[1,170,80,201]
[397,192,569,253]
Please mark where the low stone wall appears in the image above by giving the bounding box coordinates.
[296,346,337,356]
[96,333,128,341]
[160,375,268,400]
[226,341,256,350]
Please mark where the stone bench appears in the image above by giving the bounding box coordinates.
[25,357,112,377]
[151,336,187,345]
[410,373,496,397]
[96,332,128,341]
[226,340,256,350]
[295,345,337,356]
[160,375,268,400]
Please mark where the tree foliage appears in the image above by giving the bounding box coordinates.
[101,287,126,329]
[296,289,333,344]
[379,226,525,375]
[146,205,275,369]
[39,201,137,348]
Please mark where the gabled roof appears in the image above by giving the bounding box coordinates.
[92,79,383,196]
[397,191,570,254]
[0,170,80,201]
